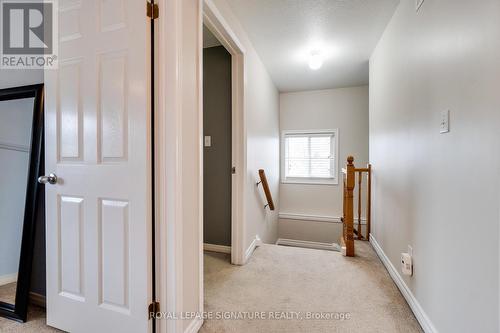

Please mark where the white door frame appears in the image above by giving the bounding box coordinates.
[156,0,246,332]
[202,0,246,266]
[155,1,185,332]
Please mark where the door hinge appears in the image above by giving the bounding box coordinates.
[148,301,160,319]
[147,1,159,19]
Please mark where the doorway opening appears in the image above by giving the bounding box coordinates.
[202,0,246,266]
[202,25,233,259]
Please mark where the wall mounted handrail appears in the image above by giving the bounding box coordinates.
[257,169,275,210]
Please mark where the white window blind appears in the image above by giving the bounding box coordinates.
[283,131,336,181]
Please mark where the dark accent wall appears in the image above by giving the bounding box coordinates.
[203,46,232,246]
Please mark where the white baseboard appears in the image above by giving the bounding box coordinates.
[29,292,46,307]
[0,273,17,286]
[340,243,346,256]
[370,235,438,333]
[203,243,231,254]
[184,318,203,333]
[244,235,261,264]
[276,238,341,252]
[279,212,366,224]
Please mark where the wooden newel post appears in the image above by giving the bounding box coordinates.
[344,156,355,256]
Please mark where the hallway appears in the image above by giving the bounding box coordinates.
[201,242,422,333]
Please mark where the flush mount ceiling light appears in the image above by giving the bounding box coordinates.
[308,51,323,70]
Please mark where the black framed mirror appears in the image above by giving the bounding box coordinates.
[0,84,44,322]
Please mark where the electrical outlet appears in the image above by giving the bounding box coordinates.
[416,0,424,12]
[408,245,413,257]
[401,253,413,276]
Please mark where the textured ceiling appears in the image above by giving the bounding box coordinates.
[226,0,400,92]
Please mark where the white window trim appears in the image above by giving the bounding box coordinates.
[280,129,339,185]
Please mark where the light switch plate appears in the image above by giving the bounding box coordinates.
[416,0,424,12]
[440,110,450,134]
[204,135,212,147]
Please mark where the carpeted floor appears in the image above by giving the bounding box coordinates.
[0,304,61,333]
[0,282,55,333]
[201,241,423,333]
[0,281,60,332]
[0,282,17,304]
[0,242,422,333]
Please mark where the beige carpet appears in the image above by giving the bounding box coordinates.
[0,281,60,332]
[201,241,422,333]
[0,304,60,333]
[0,282,17,304]
[0,242,422,333]
[0,281,60,333]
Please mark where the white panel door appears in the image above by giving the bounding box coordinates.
[44,0,151,332]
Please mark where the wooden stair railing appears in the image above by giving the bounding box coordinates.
[341,156,372,257]
[257,169,275,210]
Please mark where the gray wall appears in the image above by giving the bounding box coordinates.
[370,1,500,332]
[203,46,232,246]
[0,69,46,296]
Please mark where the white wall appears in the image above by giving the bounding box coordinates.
[279,86,369,243]
[211,0,280,247]
[0,69,43,89]
[243,46,280,245]
[370,1,500,332]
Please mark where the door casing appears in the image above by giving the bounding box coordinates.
[202,0,246,266]
[156,0,246,332]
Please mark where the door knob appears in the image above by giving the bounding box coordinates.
[38,173,58,185]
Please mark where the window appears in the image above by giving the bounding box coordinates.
[281,129,338,185]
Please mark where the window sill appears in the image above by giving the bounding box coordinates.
[281,178,339,186]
